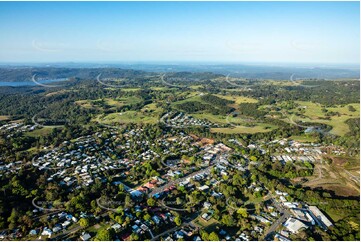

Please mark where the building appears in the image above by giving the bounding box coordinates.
[284,218,308,234]
[308,206,333,229]
[80,233,92,241]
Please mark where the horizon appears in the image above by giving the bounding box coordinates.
[0,1,360,64]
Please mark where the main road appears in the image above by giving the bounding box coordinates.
[261,197,291,240]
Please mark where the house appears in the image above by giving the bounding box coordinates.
[52,226,61,233]
[130,190,143,198]
[132,225,142,234]
[198,185,209,191]
[193,236,202,241]
[174,231,184,239]
[41,227,53,238]
[111,223,122,231]
[80,232,92,241]
[203,202,212,209]
[279,196,287,203]
[62,220,71,228]
[29,229,39,235]
[201,212,212,221]
[284,218,308,234]
[283,202,297,209]
[275,233,290,241]
[152,215,161,225]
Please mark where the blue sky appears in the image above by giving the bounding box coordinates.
[0,1,359,64]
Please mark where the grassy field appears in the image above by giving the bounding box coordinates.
[265,101,360,136]
[25,127,57,137]
[192,113,228,124]
[150,86,171,91]
[189,85,204,90]
[76,96,143,110]
[0,115,10,121]
[171,93,205,106]
[97,110,159,124]
[141,103,163,113]
[214,94,258,104]
[291,101,360,136]
[211,123,278,134]
[289,135,318,143]
[121,87,142,92]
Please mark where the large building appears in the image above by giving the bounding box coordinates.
[284,218,308,234]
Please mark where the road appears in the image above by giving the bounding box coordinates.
[344,169,360,184]
[148,165,214,197]
[151,214,199,241]
[52,212,109,240]
[261,197,291,240]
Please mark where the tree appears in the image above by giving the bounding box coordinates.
[209,232,220,241]
[348,105,356,112]
[147,197,156,207]
[130,232,139,240]
[200,230,209,241]
[96,228,114,241]
[174,216,182,226]
[250,156,258,162]
[237,208,248,218]
[125,194,132,208]
[7,208,18,229]
[79,218,89,228]
[143,213,151,221]
[118,184,125,193]
[115,215,123,224]
[221,214,235,227]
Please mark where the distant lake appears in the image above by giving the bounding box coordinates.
[0,78,68,87]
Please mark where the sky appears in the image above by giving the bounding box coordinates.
[0,1,359,64]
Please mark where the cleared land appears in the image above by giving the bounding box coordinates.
[214,94,258,104]
[25,127,58,137]
[96,110,160,125]
[289,135,318,143]
[76,97,143,110]
[0,115,10,121]
[211,123,277,134]
[263,101,360,136]
[302,157,359,198]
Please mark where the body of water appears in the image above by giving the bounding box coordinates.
[0,78,68,87]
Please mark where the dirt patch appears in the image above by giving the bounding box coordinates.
[330,156,348,166]
[197,138,215,146]
[319,184,359,197]
[302,162,359,197]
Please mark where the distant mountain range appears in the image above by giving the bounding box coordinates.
[0,63,359,81]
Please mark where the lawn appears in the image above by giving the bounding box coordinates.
[193,217,220,232]
[211,123,277,134]
[25,127,58,137]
